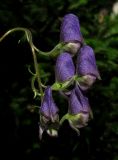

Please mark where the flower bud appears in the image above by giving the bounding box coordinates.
[68,85,90,115]
[76,45,101,90]
[60,13,84,44]
[68,85,91,130]
[39,86,59,139]
[55,52,75,82]
[60,14,84,54]
[60,85,91,134]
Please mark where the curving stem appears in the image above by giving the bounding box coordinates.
[0,27,44,100]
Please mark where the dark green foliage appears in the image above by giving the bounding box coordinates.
[0,0,118,159]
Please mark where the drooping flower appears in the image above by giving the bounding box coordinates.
[76,45,101,90]
[55,52,75,82]
[69,85,90,128]
[60,84,91,134]
[69,85,90,114]
[39,86,59,139]
[60,13,84,54]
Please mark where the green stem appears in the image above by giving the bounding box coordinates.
[34,42,66,58]
[0,28,84,96]
[0,27,66,58]
[0,27,43,100]
[31,45,43,99]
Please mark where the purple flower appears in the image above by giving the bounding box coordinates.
[76,45,101,90]
[39,86,59,139]
[60,85,91,134]
[68,85,90,129]
[55,52,75,82]
[60,13,84,44]
[69,85,90,114]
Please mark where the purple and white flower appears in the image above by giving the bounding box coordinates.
[39,86,59,139]
[76,45,101,90]
[60,13,84,54]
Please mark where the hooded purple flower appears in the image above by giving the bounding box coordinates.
[55,52,75,82]
[69,85,90,114]
[68,85,90,128]
[39,86,59,139]
[60,84,91,133]
[76,45,101,90]
[60,13,84,44]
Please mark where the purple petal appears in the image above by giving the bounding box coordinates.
[60,13,84,44]
[68,85,90,115]
[77,45,101,79]
[55,52,75,82]
[40,86,58,121]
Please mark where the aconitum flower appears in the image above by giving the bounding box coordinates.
[69,85,89,114]
[76,45,101,90]
[60,13,84,43]
[60,13,84,54]
[55,52,75,82]
[39,86,59,139]
[68,85,90,128]
[60,84,91,134]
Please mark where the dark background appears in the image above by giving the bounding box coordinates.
[0,0,118,159]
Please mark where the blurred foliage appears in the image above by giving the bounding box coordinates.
[0,0,118,160]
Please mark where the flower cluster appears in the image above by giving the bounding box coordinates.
[39,13,100,139]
